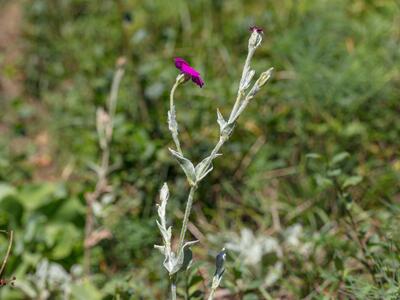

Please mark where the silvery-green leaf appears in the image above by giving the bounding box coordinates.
[195,154,222,182]
[157,183,169,221]
[181,247,193,271]
[169,148,196,185]
[156,220,171,244]
[163,252,177,274]
[221,122,235,138]
[169,240,198,275]
[217,109,227,133]
[154,245,165,253]
[248,68,273,98]
[257,67,273,87]
[168,105,178,132]
[240,69,255,91]
[156,219,163,233]
[160,183,169,202]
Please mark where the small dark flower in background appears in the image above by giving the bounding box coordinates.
[174,57,204,88]
[249,25,263,33]
[214,248,226,278]
[209,248,226,293]
[123,11,133,23]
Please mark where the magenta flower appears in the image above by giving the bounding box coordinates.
[249,26,263,34]
[174,57,204,88]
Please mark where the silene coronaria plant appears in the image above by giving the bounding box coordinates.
[155,26,273,300]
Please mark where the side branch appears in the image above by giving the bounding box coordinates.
[84,58,126,276]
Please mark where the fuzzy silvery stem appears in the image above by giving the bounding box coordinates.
[170,277,177,300]
[173,28,271,264]
[169,74,186,154]
[207,289,216,300]
[177,186,197,251]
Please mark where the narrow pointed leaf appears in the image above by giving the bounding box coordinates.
[169,240,198,275]
[195,154,222,182]
[240,69,255,91]
[217,109,227,133]
[157,183,169,221]
[169,148,196,185]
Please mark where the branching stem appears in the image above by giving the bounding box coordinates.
[229,47,255,123]
[84,60,125,276]
[161,29,270,298]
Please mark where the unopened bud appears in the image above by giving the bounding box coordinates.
[248,26,263,50]
[257,67,274,88]
[116,56,127,68]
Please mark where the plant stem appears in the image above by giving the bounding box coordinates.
[83,60,125,276]
[232,93,254,122]
[207,288,216,300]
[174,54,253,252]
[0,230,13,278]
[169,74,185,154]
[170,275,177,300]
[178,186,197,251]
[84,162,107,275]
[163,31,270,298]
[84,196,94,275]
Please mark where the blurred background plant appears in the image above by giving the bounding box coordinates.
[0,0,399,299]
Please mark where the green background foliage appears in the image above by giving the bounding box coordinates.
[0,0,399,298]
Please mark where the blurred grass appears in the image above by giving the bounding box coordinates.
[0,0,400,298]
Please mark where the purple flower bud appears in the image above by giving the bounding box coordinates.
[174,57,204,88]
[249,26,263,34]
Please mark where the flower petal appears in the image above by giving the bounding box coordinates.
[191,75,204,88]
[249,25,263,33]
[173,57,204,88]
[174,57,190,70]
[181,64,200,77]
